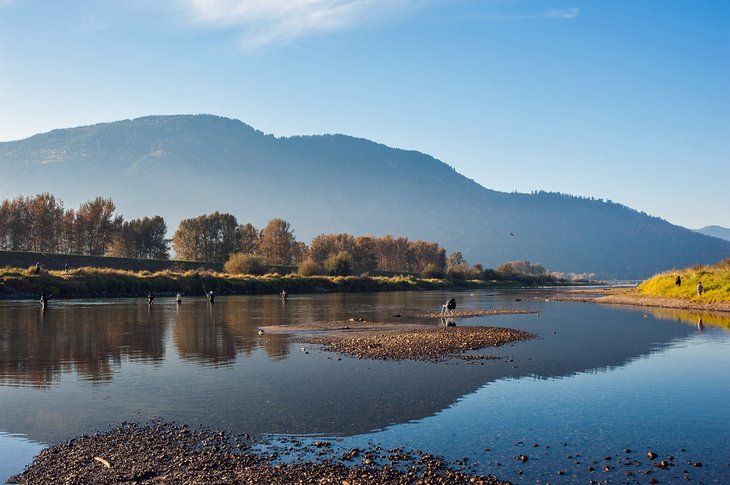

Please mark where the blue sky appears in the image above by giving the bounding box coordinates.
[1,0,728,229]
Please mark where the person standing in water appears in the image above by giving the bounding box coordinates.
[40,290,48,308]
[176,292,182,304]
[208,290,215,304]
[148,291,155,306]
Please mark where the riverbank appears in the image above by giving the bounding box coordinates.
[548,257,730,313]
[555,289,730,313]
[7,421,507,484]
[0,266,561,300]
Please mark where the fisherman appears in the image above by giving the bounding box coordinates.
[281,289,288,301]
[208,290,215,304]
[34,262,41,275]
[440,297,456,315]
[40,290,48,308]
[148,290,155,306]
[176,292,182,304]
[64,263,69,274]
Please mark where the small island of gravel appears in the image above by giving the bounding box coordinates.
[300,325,536,362]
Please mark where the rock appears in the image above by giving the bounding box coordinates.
[693,462,702,467]
[624,449,632,453]
[648,451,658,460]
[649,478,659,484]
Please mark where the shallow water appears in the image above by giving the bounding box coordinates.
[0,290,728,483]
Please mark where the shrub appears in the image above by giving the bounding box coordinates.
[297,258,324,276]
[224,253,267,275]
[447,263,480,281]
[421,264,445,279]
[324,251,353,276]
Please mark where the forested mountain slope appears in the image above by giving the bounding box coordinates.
[1,115,727,278]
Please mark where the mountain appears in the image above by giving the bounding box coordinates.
[695,226,730,242]
[1,114,728,278]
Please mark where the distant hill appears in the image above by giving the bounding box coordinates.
[1,114,728,278]
[695,226,730,242]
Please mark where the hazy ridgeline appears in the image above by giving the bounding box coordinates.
[2,115,728,278]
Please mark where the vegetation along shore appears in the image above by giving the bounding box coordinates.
[552,258,730,313]
[0,265,563,301]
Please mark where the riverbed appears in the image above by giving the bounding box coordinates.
[1,289,728,483]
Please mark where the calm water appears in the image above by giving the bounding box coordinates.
[0,290,728,483]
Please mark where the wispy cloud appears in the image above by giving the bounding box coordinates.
[467,6,581,21]
[171,0,419,50]
[544,7,580,19]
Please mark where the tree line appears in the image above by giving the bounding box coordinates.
[0,194,168,259]
[0,194,569,281]
[0,194,449,274]
[171,212,448,275]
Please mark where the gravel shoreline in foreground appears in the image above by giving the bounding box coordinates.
[7,422,508,485]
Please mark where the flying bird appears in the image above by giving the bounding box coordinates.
[509,232,517,237]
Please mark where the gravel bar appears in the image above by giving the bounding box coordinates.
[300,326,536,362]
[7,421,509,485]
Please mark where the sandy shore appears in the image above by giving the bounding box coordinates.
[7,422,507,485]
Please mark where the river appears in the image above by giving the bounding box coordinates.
[1,289,728,483]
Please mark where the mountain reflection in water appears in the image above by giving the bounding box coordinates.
[0,290,726,446]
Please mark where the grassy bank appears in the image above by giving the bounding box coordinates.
[0,266,540,300]
[636,258,730,304]
[551,258,730,313]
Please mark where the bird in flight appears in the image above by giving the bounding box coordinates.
[509,232,517,237]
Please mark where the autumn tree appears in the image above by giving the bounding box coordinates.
[352,236,378,273]
[27,193,65,253]
[0,197,30,250]
[309,233,355,265]
[238,223,260,254]
[496,260,546,276]
[257,218,297,265]
[75,197,121,255]
[172,212,240,263]
[324,251,353,276]
[109,216,169,259]
[446,251,467,269]
[375,235,411,271]
[58,208,77,254]
[408,240,446,272]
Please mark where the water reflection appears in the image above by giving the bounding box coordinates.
[0,301,165,387]
[640,306,730,329]
[172,299,291,364]
[0,291,727,449]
